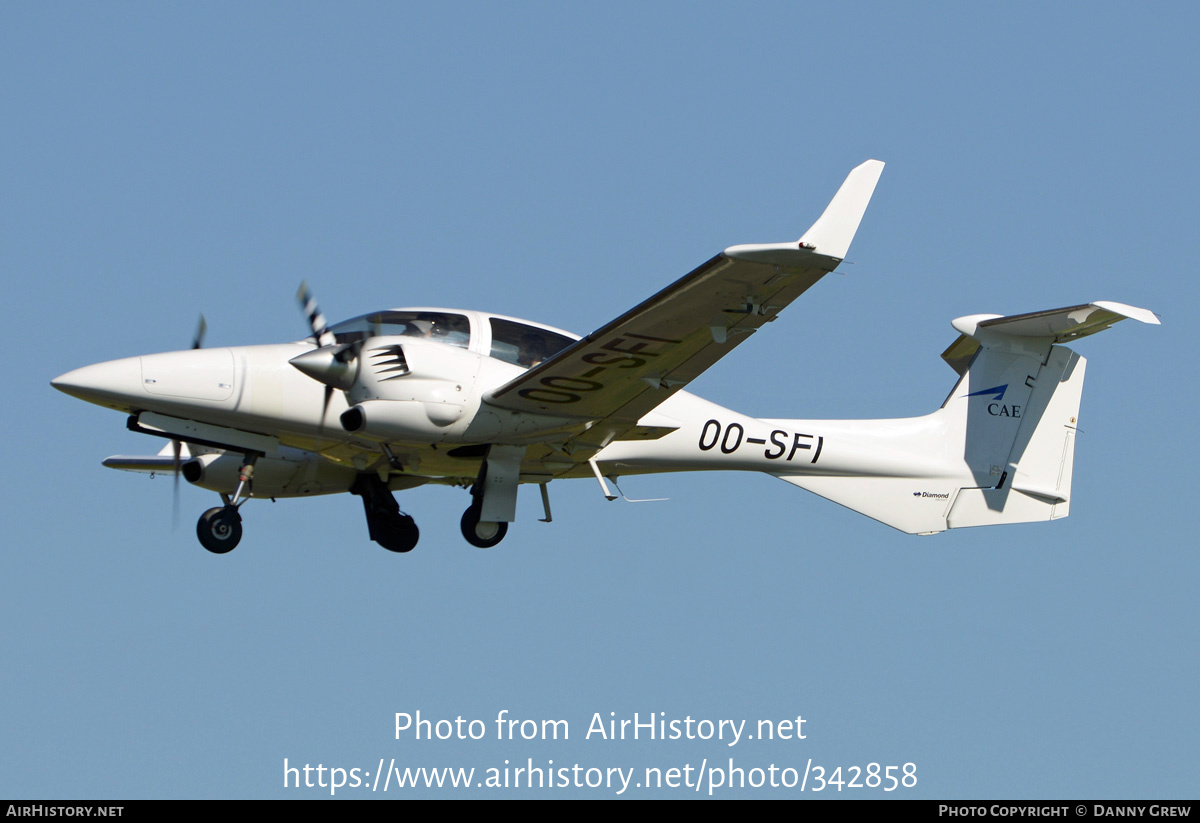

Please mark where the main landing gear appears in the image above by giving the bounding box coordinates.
[350,474,419,553]
[460,499,508,548]
[350,471,512,551]
[457,445,523,549]
[189,449,530,555]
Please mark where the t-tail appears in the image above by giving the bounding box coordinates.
[774,302,1159,534]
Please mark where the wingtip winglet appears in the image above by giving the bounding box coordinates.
[798,158,885,261]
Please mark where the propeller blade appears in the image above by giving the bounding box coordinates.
[318,384,335,435]
[169,317,203,530]
[294,283,359,437]
[191,315,207,350]
[297,281,336,347]
[171,438,182,531]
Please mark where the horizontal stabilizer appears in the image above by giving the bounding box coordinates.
[961,301,1159,340]
[942,301,1159,375]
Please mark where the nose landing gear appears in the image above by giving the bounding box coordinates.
[195,453,258,554]
[197,506,243,553]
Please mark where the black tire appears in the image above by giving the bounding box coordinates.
[197,507,242,554]
[460,505,508,549]
[377,513,419,553]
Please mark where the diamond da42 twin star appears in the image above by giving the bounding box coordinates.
[52,161,1158,553]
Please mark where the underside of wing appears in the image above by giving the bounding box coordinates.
[484,160,884,459]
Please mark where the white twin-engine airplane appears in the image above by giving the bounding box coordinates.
[53,160,1158,554]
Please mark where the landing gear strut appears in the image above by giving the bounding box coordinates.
[351,474,419,553]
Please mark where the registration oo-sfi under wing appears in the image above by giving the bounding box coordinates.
[52,160,1158,554]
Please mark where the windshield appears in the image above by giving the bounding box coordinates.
[328,311,471,349]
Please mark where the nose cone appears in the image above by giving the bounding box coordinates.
[52,356,145,409]
[289,344,358,390]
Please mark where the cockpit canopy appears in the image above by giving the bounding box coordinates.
[488,317,574,367]
[330,310,471,349]
[327,310,576,369]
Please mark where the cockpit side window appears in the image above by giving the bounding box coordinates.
[489,318,574,368]
[329,311,471,349]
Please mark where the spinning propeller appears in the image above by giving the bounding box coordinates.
[170,314,207,527]
[291,282,361,428]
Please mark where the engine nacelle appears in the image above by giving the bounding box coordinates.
[333,336,478,442]
[340,399,460,442]
[297,333,584,444]
[183,447,357,497]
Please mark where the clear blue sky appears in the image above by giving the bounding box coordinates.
[4,2,1195,798]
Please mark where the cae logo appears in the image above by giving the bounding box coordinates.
[964,384,1022,418]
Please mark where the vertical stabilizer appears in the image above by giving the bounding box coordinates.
[944,346,1084,528]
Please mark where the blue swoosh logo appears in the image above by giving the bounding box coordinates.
[964,384,1007,401]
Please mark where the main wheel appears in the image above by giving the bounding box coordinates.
[460,505,508,549]
[377,513,419,553]
[197,507,243,554]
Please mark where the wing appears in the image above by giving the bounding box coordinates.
[484,160,884,457]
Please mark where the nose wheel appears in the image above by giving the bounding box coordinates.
[194,453,256,554]
[197,506,243,554]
